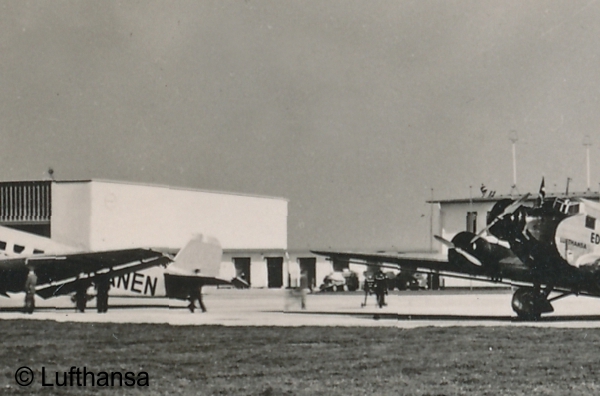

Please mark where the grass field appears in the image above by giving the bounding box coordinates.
[1,320,600,395]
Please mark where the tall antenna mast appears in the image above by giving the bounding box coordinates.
[583,135,592,191]
[429,187,434,252]
[509,130,519,195]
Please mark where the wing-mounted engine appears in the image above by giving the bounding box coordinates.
[449,231,512,280]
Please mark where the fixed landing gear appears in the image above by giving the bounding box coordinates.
[511,286,554,320]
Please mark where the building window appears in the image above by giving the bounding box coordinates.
[466,212,477,233]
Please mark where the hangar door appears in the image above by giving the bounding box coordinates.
[267,257,283,288]
[298,257,316,289]
[333,258,349,272]
[233,257,251,287]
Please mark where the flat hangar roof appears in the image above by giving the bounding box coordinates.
[40,179,289,203]
[428,191,600,205]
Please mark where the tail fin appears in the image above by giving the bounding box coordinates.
[167,235,222,277]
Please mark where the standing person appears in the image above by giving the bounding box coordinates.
[361,273,375,307]
[374,270,388,308]
[95,277,110,313]
[299,270,309,310]
[24,267,37,314]
[74,284,90,312]
[188,285,207,313]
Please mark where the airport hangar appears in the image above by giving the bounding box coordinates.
[0,179,297,289]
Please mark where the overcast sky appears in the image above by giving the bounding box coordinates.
[2,1,600,250]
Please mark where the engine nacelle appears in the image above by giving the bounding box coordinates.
[450,232,507,267]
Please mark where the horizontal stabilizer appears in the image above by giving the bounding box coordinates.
[231,276,250,289]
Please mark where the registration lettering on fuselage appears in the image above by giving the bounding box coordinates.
[111,273,158,296]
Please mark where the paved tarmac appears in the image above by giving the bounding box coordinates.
[4,288,600,328]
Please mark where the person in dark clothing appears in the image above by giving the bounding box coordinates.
[374,270,388,308]
[74,284,89,313]
[361,274,375,307]
[95,278,111,313]
[188,285,206,313]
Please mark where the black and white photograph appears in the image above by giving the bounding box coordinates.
[3,1,600,394]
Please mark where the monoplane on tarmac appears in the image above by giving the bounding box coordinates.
[0,224,231,312]
[313,180,600,320]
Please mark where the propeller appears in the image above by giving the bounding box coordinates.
[434,235,482,266]
[470,193,530,244]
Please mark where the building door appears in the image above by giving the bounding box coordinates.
[233,257,251,287]
[466,211,477,233]
[333,258,349,272]
[266,257,283,288]
[298,257,316,289]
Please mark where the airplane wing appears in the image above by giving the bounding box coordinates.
[0,249,172,299]
[311,244,538,288]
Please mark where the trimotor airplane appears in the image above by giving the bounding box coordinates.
[313,182,600,320]
[0,224,231,313]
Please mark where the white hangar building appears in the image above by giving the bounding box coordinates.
[0,179,289,289]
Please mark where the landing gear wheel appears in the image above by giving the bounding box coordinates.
[511,287,553,321]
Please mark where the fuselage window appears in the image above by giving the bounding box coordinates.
[0,241,6,250]
[586,216,596,230]
[13,244,25,254]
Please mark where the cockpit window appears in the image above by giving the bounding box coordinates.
[13,245,25,254]
[553,199,580,215]
[586,216,596,230]
[0,241,6,251]
[33,249,44,254]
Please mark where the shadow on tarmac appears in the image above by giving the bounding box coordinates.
[284,310,600,323]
